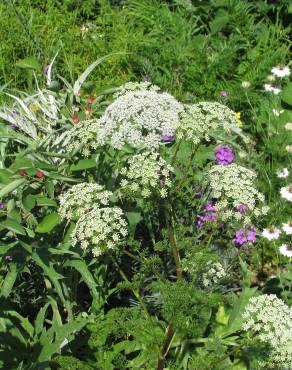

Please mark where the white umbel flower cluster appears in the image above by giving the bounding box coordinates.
[67,119,100,157]
[177,102,239,144]
[201,261,226,288]
[59,183,112,220]
[120,152,173,198]
[242,294,292,369]
[96,87,183,149]
[206,164,266,219]
[71,206,128,257]
[113,81,160,98]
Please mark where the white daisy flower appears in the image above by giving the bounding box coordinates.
[284,122,292,131]
[282,221,292,235]
[262,227,281,241]
[264,84,281,95]
[280,185,292,202]
[279,244,292,258]
[272,109,284,117]
[271,65,291,78]
[276,168,289,178]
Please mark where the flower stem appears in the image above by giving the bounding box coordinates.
[157,203,182,370]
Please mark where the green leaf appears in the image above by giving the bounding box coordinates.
[1,263,18,298]
[1,218,26,235]
[70,158,97,172]
[64,259,100,301]
[31,250,65,305]
[6,310,34,338]
[48,172,81,183]
[15,57,41,71]
[0,169,13,185]
[282,83,292,106]
[73,53,125,95]
[23,194,36,211]
[37,317,89,362]
[35,303,50,336]
[45,181,55,198]
[36,213,61,233]
[36,196,57,207]
[126,211,143,227]
[222,287,257,337]
[0,178,26,198]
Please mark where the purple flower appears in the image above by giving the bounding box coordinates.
[161,133,175,142]
[233,228,246,245]
[215,145,234,165]
[204,201,216,212]
[43,64,50,75]
[220,91,228,97]
[10,124,17,129]
[5,255,12,262]
[236,203,248,215]
[0,203,4,209]
[246,227,257,243]
[233,227,256,246]
[197,202,217,228]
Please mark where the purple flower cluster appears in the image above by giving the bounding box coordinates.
[161,133,175,142]
[215,146,234,165]
[0,203,4,209]
[233,227,256,246]
[197,201,217,228]
[236,203,248,215]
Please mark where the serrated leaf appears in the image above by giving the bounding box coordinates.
[64,259,100,301]
[36,212,60,233]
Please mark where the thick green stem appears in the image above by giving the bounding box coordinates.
[157,204,182,370]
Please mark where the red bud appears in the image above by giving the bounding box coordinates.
[73,116,79,124]
[86,97,94,104]
[36,170,44,178]
[19,169,26,177]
